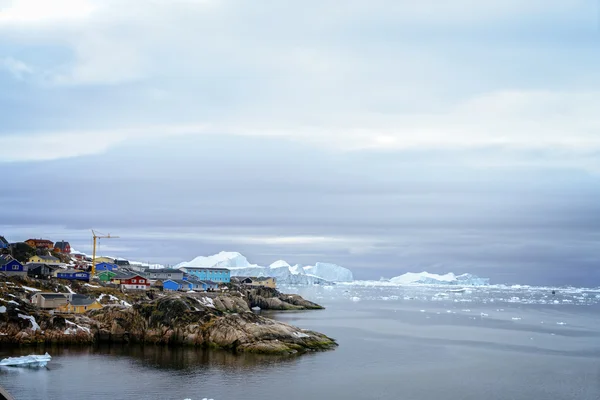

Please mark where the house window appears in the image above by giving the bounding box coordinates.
[132,279,137,283]
[140,280,145,283]
[12,265,19,270]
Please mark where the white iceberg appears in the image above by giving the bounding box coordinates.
[389,272,489,286]
[303,262,353,282]
[0,353,52,368]
[175,251,353,284]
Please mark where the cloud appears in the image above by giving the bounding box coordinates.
[0,56,33,79]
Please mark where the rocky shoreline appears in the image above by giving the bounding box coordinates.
[0,277,337,355]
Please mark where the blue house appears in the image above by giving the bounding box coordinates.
[0,256,27,277]
[0,236,9,250]
[180,267,230,283]
[95,262,118,272]
[163,279,187,291]
[56,269,90,281]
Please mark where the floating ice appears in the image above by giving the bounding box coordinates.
[556,322,567,325]
[390,272,489,286]
[351,297,361,302]
[480,313,489,317]
[0,353,51,368]
[511,317,522,321]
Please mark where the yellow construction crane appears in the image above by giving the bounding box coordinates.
[91,229,119,278]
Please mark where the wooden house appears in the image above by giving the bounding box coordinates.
[27,263,59,279]
[97,270,117,282]
[110,272,150,290]
[56,269,90,281]
[55,294,102,314]
[238,276,277,289]
[28,255,61,265]
[30,293,70,309]
[25,238,54,250]
[0,255,27,277]
[53,241,71,254]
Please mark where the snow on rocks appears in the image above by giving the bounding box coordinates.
[21,286,41,292]
[18,314,41,331]
[0,306,6,313]
[64,320,91,335]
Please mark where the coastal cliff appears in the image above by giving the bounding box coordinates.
[0,277,336,355]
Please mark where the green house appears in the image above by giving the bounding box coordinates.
[97,270,117,282]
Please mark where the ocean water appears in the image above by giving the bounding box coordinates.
[1,284,599,400]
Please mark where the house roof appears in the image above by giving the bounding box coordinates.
[68,294,96,306]
[182,266,230,272]
[54,241,70,250]
[26,238,54,245]
[0,236,8,246]
[148,268,181,274]
[34,255,60,262]
[165,279,188,285]
[36,293,69,299]
[0,255,18,266]
[27,263,60,270]
[58,269,88,275]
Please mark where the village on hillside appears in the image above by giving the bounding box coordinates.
[0,234,277,315]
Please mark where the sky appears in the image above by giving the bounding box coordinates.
[1,0,599,286]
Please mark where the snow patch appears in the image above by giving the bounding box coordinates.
[292,331,310,338]
[84,283,100,288]
[18,314,40,331]
[64,320,91,335]
[0,306,6,313]
[21,286,41,292]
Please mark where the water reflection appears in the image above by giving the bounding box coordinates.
[0,344,302,373]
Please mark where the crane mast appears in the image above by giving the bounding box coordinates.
[91,230,119,279]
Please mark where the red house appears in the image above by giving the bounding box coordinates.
[25,238,54,250]
[111,272,150,290]
[54,241,71,254]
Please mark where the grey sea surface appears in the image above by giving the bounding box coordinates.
[1,284,599,400]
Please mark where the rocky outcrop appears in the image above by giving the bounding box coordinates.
[244,287,324,310]
[0,296,337,355]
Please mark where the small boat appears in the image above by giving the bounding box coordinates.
[448,288,467,293]
[0,353,52,368]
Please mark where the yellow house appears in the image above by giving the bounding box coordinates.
[93,257,115,264]
[240,276,277,288]
[28,255,61,265]
[55,294,102,314]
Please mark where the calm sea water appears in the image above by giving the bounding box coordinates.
[1,284,599,400]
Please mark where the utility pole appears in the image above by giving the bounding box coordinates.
[91,230,119,280]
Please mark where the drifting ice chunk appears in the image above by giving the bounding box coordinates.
[390,272,489,286]
[0,353,51,368]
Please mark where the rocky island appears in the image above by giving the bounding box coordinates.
[0,276,337,355]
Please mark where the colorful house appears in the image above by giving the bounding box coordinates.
[25,238,54,250]
[94,257,115,264]
[238,276,277,289]
[53,241,71,254]
[31,293,70,309]
[27,263,59,279]
[55,294,102,314]
[110,272,150,290]
[56,269,90,281]
[95,262,118,272]
[0,236,9,250]
[97,270,117,282]
[146,268,184,280]
[28,255,61,265]
[179,267,230,283]
[0,256,27,277]
[163,279,188,291]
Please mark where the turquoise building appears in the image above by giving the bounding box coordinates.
[180,267,230,283]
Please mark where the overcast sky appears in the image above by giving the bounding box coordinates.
[1,0,599,286]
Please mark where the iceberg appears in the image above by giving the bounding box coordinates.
[303,262,353,282]
[389,272,489,286]
[175,252,353,284]
[0,353,52,368]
